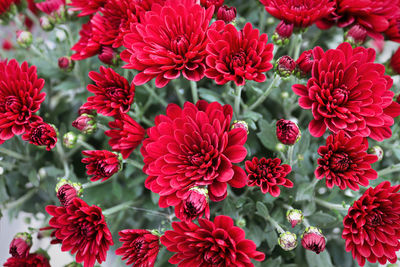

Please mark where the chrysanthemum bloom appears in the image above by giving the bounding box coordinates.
[36,0,65,15]
[69,0,106,16]
[105,114,145,159]
[121,0,214,88]
[161,215,265,266]
[56,179,82,206]
[174,187,210,222]
[292,42,400,141]
[384,18,400,43]
[142,100,248,208]
[81,150,122,182]
[217,5,237,23]
[205,22,274,86]
[82,66,135,117]
[200,0,224,9]
[301,227,326,254]
[245,157,292,197]
[71,20,102,61]
[295,49,313,76]
[342,181,400,266]
[116,229,161,267]
[276,119,301,145]
[272,20,294,45]
[317,0,399,39]
[315,131,378,190]
[98,46,117,65]
[260,0,335,29]
[72,113,97,134]
[4,253,50,267]
[390,47,400,75]
[22,121,57,151]
[275,56,296,78]
[9,233,32,258]
[344,24,368,46]
[0,59,46,144]
[45,198,113,267]
[0,0,15,16]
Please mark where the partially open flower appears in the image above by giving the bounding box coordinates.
[295,49,313,77]
[9,232,32,258]
[22,122,58,151]
[81,150,122,182]
[217,5,236,23]
[55,179,82,206]
[16,30,32,48]
[275,56,296,78]
[301,227,326,254]
[72,113,97,134]
[367,146,384,162]
[58,56,74,71]
[175,187,210,222]
[344,24,368,46]
[278,232,297,251]
[286,209,303,228]
[272,20,293,46]
[276,119,301,145]
[231,120,249,134]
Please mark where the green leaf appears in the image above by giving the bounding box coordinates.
[256,201,269,218]
[257,119,278,151]
[265,226,278,251]
[247,224,265,246]
[305,250,333,267]
[308,211,337,227]
[199,88,222,102]
[295,183,314,202]
[264,256,282,266]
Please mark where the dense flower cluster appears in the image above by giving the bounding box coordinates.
[292,42,400,141]
[342,181,400,266]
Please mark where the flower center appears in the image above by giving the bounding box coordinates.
[329,152,350,172]
[171,35,189,55]
[31,126,46,142]
[5,96,22,113]
[310,243,322,254]
[204,250,224,265]
[332,85,349,105]
[229,49,246,71]
[9,246,18,257]
[367,213,383,227]
[105,86,123,97]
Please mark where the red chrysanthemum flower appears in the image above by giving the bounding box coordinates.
[4,253,50,267]
[245,156,293,197]
[276,119,300,145]
[57,184,78,206]
[342,181,400,266]
[292,42,400,141]
[71,19,102,61]
[315,131,378,190]
[142,100,248,208]
[385,17,400,43]
[174,187,210,222]
[0,59,46,144]
[82,66,135,117]
[390,47,400,75]
[116,229,161,267]
[22,121,57,151]
[36,0,65,15]
[45,198,113,267]
[205,22,274,86]
[81,150,121,182]
[0,0,15,16]
[260,0,335,28]
[105,114,146,159]
[317,0,400,39]
[9,236,31,258]
[69,0,106,16]
[200,0,224,9]
[301,227,326,254]
[161,215,265,266]
[121,0,214,88]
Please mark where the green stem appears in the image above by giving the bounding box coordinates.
[287,145,294,166]
[174,86,185,107]
[142,83,168,107]
[315,198,349,211]
[124,158,144,169]
[293,34,303,60]
[248,75,280,111]
[77,140,96,150]
[259,9,266,33]
[4,189,37,210]
[82,178,112,189]
[190,81,199,103]
[377,163,400,177]
[266,216,285,234]
[25,9,40,27]
[128,206,171,221]
[303,218,311,227]
[97,123,108,131]
[103,201,135,216]
[0,147,26,160]
[234,84,243,118]
[56,141,70,178]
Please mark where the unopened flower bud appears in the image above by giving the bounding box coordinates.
[40,16,54,31]
[16,30,32,48]
[217,5,237,23]
[275,143,286,152]
[397,94,400,104]
[272,21,294,46]
[78,106,97,116]
[367,146,383,161]
[63,131,78,148]
[295,50,313,77]
[236,218,246,228]
[276,56,296,78]
[276,119,301,145]
[9,232,32,258]
[72,114,97,134]
[98,46,118,65]
[345,24,367,46]
[301,226,326,254]
[286,209,303,228]
[281,92,289,99]
[231,120,249,133]
[2,40,13,50]
[56,179,82,206]
[278,232,297,251]
[176,187,210,222]
[58,56,74,71]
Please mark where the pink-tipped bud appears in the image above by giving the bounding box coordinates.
[278,232,297,251]
[9,232,32,258]
[231,120,249,133]
[272,21,294,46]
[217,5,236,23]
[56,179,82,206]
[286,209,303,228]
[77,106,97,116]
[16,30,32,48]
[295,50,314,77]
[301,227,326,254]
[98,46,118,65]
[175,187,210,222]
[39,16,54,31]
[367,146,384,162]
[58,56,74,71]
[276,119,301,145]
[72,114,97,134]
[276,56,296,77]
[345,24,367,46]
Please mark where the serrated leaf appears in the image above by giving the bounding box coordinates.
[305,250,333,267]
[256,201,269,218]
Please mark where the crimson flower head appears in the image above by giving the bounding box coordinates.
[69,0,106,16]
[9,232,32,258]
[82,66,135,117]
[217,5,237,23]
[276,119,301,145]
[245,156,293,197]
[4,253,50,267]
[71,20,102,61]
[292,42,400,141]
[200,0,224,9]
[342,181,400,266]
[121,0,214,88]
[301,227,326,254]
[22,121,57,151]
[142,100,248,208]
[81,150,122,182]
[175,187,210,222]
[315,131,378,191]
[0,59,46,144]
[205,22,274,86]
[72,113,97,134]
[295,49,313,76]
[275,56,296,78]
[98,46,117,65]
[260,0,335,28]
[36,0,65,15]
[390,47,400,75]
[272,20,294,45]
[45,198,113,267]
[161,215,265,266]
[56,179,82,206]
[105,114,145,159]
[116,229,161,267]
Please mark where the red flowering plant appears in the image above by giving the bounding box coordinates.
[3,0,400,266]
